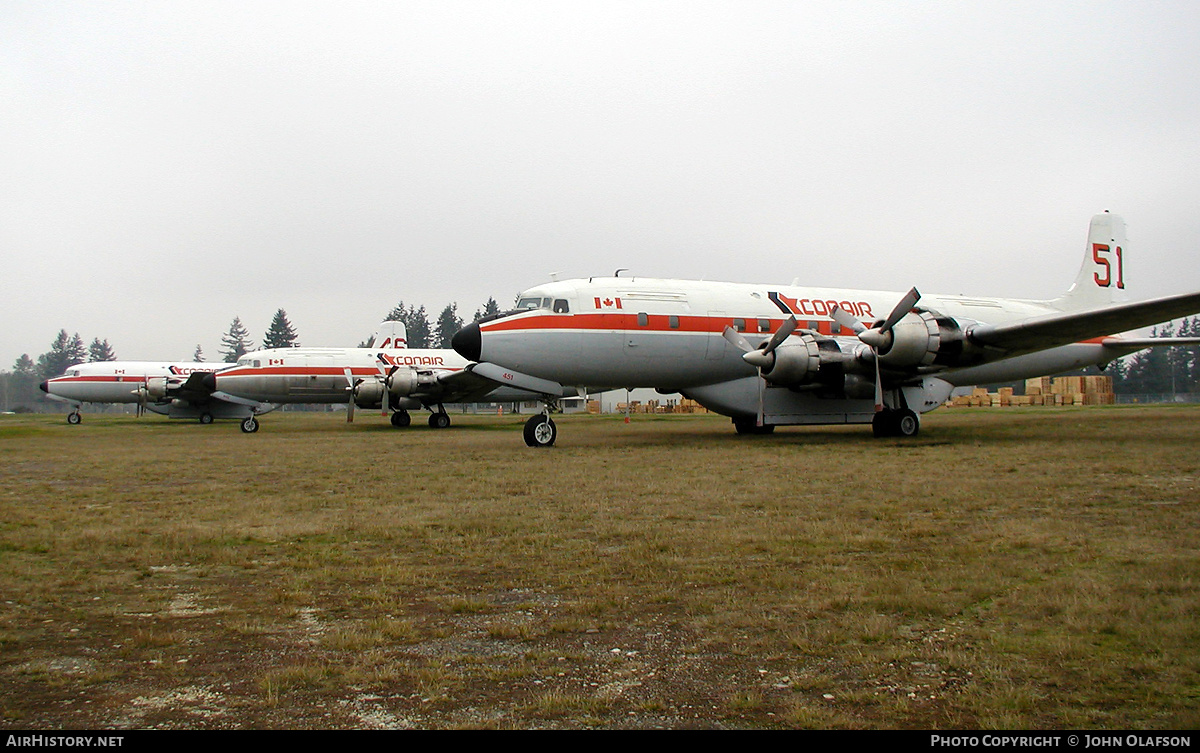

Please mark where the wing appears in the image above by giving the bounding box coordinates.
[422,368,515,403]
[172,372,219,403]
[967,291,1200,357]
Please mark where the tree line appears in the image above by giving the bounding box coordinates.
[1107,316,1200,394]
[10,310,1195,412]
[1,299,504,410]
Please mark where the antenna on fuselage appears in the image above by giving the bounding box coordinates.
[615,268,627,277]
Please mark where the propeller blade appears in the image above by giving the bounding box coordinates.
[757,372,765,427]
[761,316,797,356]
[382,365,397,416]
[829,304,866,334]
[880,287,921,333]
[722,325,753,353]
[343,368,356,423]
[874,354,884,413]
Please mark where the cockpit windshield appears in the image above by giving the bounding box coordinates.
[516,296,551,310]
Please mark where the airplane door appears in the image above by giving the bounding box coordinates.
[705,311,730,361]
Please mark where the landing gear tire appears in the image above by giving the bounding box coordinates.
[896,409,919,437]
[523,415,557,447]
[872,409,919,438]
[872,411,891,438]
[240,417,259,433]
[390,410,411,428]
[733,417,774,435]
[199,412,214,425]
[67,411,81,425]
[429,412,451,429]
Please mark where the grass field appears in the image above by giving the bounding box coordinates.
[1,405,1198,729]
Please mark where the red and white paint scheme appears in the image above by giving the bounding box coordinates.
[209,321,562,432]
[39,360,266,426]
[453,213,1200,446]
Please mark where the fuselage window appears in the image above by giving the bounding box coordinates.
[733,318,747,332]
[553,299,570,313]
[669,315,680,329]
[637,312,649,326]
[758,318,770,333]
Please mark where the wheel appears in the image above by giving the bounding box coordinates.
[895,409,919,437]
[240,417,259,433]
[390,410,411,428]
[428,412,451,429]
[198,412,214,425]
[67,412,82,425]
[733,417,774,435]
[872,410,895,438]
[523,415,557,447]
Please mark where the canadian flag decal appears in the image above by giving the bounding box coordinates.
[594,296,623,309]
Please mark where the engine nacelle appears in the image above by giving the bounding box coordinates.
[385,366,439,397]
[872,309,976,369]
[757,334,847,389]
[353,379,386,408]
[144,377,184,400]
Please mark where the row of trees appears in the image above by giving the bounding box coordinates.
[3,331,119,410]
[12,308,1194,411]
[1107,316,1200,394]
[376,297,501,349]
[216,309,300,363]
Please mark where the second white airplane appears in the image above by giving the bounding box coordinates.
[208,322,566,432]
[453,213,1200,446]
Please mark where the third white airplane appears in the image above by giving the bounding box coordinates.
[452,213,1200,446]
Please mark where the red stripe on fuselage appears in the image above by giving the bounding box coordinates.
[219,366,463,378]
[481,312,855,338]
[49,376,149,384]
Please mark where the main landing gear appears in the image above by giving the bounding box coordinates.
[523,413,557,447]
[732,417,775,436]
[67,410,82,425]
[388,406,451,429]
[872,408,920,438]
[240,416,259,433]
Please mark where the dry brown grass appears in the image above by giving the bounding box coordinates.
[1,405,1198,729]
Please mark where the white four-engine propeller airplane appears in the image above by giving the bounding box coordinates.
[206,321,571,432]
[452,213,1200,446]
[39,360,265,425]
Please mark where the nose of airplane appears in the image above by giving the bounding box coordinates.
[38,380,48,393]
[452,321,482,361]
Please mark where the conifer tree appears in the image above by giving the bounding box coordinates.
[220,317,255,363]
[262,309,300,349]
[88,338,117,362]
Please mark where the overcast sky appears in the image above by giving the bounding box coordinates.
[3,1,1199,367]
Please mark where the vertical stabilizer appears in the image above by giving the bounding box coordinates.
[372,321,409,350]
[1051,212,1128,311]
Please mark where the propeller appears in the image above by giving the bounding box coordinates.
[377,358,398,417]
[830,287,921,412]
[130,383,148,417]
[343,368,356,423]
[722,315,798,427]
